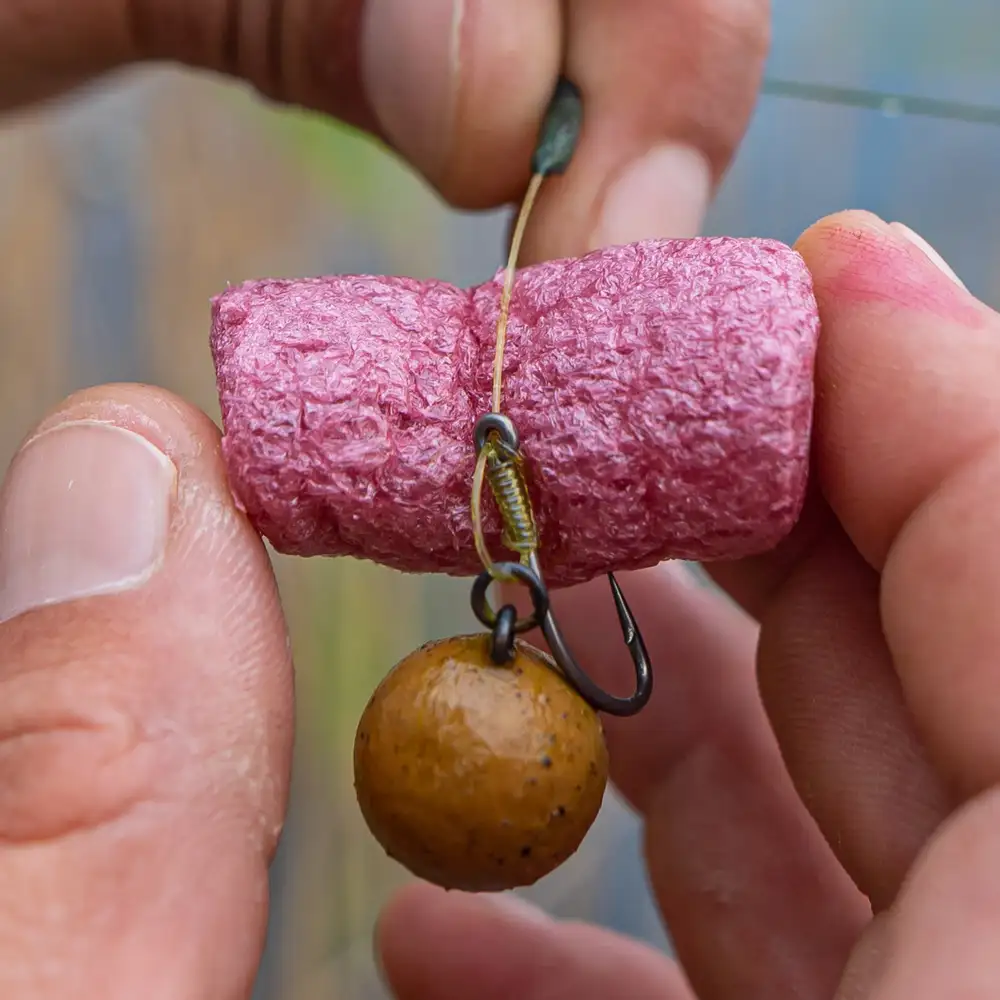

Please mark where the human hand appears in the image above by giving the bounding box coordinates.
[0,1,769,996]
[8,4,998,1000]
[377,213,1000,1000]
[2,0,768,257]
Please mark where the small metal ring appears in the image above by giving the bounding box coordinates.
[470,561,549,634]
[489,605,518,664]
[473,412,519,455]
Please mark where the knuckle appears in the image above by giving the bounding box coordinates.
[0,646,158,845]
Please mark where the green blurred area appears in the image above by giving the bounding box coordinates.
[270,109,388,204]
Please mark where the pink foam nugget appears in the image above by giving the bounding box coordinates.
[210,237,818,587]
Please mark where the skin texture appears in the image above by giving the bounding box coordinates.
[15,5,1000,1000]
[212,237,818,582]
[0,387,292,999]
[354,635,608,892]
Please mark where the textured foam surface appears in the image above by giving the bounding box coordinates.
[211,237,818,587]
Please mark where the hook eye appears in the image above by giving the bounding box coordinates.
[473,413,519,455]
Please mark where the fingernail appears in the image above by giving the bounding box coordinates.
[591,143,712,250]
[0,421,175,623]
[482,891,552,925]
[890,222,967,289]
[362,0,462,178]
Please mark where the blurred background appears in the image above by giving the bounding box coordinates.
[0,0,997,996]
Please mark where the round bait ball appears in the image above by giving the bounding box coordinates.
[354,634,609,892]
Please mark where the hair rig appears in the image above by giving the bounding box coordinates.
[351,77,657,892]
[212,66,821,890]
[466,77,654,719]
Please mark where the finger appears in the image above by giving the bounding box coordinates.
[362,0,769,229]
[361,0,562,207]
[796,212,999,571]
[705,480,837,620]
[133,0,562,209]
[16,0,767,233]
[138,0,768,226]
[845,789,1000,999]
[25,0,556,208]
[756,527,952,910]
[509,565,867,1000]
[791,214,1000,798]
[0,385,293,999]
[377,882,691,1000]
[0,0,137,109]
[711,500,951,911]
[525,0,771,260]
[705,213,997,909]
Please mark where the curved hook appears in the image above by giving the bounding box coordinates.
[469,411,652,716]
[528,553,653,717]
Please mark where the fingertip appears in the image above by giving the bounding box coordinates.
[794,209,889,249]
[375,881,442,951]
[888,222,968,290]
[377,884,551,999]
[363,0,562,208]
[1,381,293,831]
[795,211,972,313]
[524,0,770,260]
[379,881,549,938]
[24,382,273,602]
[788,208,1000,568]
[443,0,563,208]
[378,882,682,1000]
[27,382,224,479]
[377,882,550,961]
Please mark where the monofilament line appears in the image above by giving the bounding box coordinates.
[470,75,584,581]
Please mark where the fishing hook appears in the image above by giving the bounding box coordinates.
[469,414,654,718]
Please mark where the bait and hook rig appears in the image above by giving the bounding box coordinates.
[352,75,658,892]
[208,57,822,892]
[467,77,654,718]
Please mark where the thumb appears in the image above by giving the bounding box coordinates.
[0,385,293,998]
